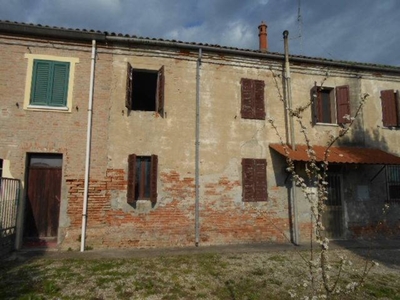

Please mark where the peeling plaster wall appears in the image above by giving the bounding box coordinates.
[2,32,400,250]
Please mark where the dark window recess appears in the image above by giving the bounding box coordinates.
[127,154,158,203]
[126,63,165,116]
[30,60,70,107]
[240,78,265,120]
[312,85,350,124]
[381,90,400,127]
[387,165,400,203]
[0,158,3,178]
[242,158,267,202]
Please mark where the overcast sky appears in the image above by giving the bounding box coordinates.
[1,0,399,66]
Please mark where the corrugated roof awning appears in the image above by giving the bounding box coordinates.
[269,144,400,165]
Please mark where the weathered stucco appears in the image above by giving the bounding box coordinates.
[1,24,400,250]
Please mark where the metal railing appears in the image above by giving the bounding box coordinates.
[0,178,20,256]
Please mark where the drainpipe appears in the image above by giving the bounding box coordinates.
[283,31,299,245]
[195,48,202,247]
[80,40,96,252]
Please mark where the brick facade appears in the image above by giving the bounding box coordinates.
[2,21,400,251]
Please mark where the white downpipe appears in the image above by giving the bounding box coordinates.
[80,40,96,252]
[195,48,202,246]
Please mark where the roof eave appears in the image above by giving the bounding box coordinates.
[1,20,400,75]
[0,21,105,42]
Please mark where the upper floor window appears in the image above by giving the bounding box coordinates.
[30,60,70,108]
[240,78,265,120]
[242,158,267,202]
[24,54,79,112]
[380,90,400,127]
[312,85,350,125]
[126,63,165,117]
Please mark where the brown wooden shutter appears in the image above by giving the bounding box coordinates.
[336,85,351,124]
[242,158,267,202]
[150,154,158,203]
[242,158,255,202]
[396,91,400,125]
[126,63,133,110]
[156,66,165,117]
[254,159,267,201]
[241,78,254,119]
[254,80,266,120]
[381,90,398,127]
[127,154,136,204]
[311,86,321,123]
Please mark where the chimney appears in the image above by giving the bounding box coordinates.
[258,21,268,52]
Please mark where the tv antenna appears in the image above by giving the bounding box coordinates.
[297,0,303,52]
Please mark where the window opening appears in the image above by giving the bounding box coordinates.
[127,154,158,203]
[387,165,400,203]
[312,85,350,125]
[132,71,158,111]
[126,64,165,116]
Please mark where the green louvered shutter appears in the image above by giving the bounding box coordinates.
[30,60,70,107]
[50,62,69,106]
[31,60,51,105]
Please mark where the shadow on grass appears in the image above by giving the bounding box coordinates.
[0,250,57,299]
[332,238,400,270]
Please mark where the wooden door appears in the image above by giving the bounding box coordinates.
[25,154,62,238]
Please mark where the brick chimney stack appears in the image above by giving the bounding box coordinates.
[258,21,268,52]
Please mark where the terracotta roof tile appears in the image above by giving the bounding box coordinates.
[269,144,400,165]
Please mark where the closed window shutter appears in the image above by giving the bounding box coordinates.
[336,85,350,124]
[254,80,266,120]
[241,78,254,119]
[310,86,318,123]
[31,60,69,107]
[126,63,133,110]
[242,158,255,202]
[396,91,400,125]
[156,66,165,117]
[50,62,69,106]
[254,159,267,201]
[381,90,398,127]
[242,158,267,202]
[127,154,136,204]
[150,155,158,203]
[31,60,51,105]
[315,88,324,123]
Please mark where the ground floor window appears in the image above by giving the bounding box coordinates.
[242,158,267,202]
[387,165,400,203]
[127,154,158,203]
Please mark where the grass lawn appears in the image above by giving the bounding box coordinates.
[1,249,399,299]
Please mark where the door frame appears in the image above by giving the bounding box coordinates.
[23,153,63,243]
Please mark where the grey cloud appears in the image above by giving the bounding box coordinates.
[0,0,400,65]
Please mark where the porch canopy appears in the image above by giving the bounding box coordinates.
[269,144,400,165]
